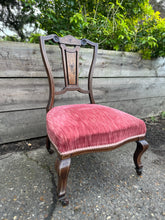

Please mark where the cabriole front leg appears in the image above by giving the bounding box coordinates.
[134,140,149,175]
[55,157,71,206]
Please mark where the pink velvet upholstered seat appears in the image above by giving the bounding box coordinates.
[47,104,146,156]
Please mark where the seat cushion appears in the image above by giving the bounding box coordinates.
[46,104,146,155]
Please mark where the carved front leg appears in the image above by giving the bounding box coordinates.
[55,157,71,206]
[134,140,149,175]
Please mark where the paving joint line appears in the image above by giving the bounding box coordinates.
[23,152,58,219]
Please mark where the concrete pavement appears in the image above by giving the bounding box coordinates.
[0,142,165,220]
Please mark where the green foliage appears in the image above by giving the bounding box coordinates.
[1,35,20,42]
[29,33,42,43]
[133,4,165,59]
[150,116,156,122]
[161,111,165,119]
[11,1,165,58]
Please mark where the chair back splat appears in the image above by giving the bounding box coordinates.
[39,34,149,206]
[40,34,98,112]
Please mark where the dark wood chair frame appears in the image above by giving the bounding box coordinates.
[39,34,149,206]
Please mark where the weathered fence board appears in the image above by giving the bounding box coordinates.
[0,77,165,112]
[101,97,165,117]
[1,41,164,78]
[0,41,165,144]
[0,109,46,144]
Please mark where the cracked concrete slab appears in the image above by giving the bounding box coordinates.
[0,149,55,220]
[0,143,165,220]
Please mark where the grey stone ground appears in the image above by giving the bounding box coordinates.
[0,142,165,220]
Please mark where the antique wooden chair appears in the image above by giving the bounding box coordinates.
[39,34,149,206]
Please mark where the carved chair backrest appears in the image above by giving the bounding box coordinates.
[39,34,98,112]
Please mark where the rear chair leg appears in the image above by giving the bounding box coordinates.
[134,140,149,175]
[55,157,71,206]
[46,136,54,154]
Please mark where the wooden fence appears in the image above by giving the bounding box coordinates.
[0,41,165,144]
